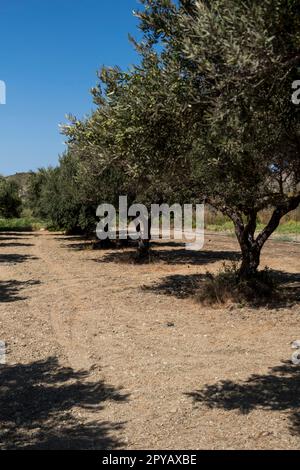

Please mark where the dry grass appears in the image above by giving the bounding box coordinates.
[196,263,278,307]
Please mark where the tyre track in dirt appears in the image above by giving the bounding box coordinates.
[0,231,129,449]
[33,232,95,370]
[1,230,300,449]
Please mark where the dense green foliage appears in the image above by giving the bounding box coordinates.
[0,176,22,218]
[28,0,300,276]
[0,217,45,232]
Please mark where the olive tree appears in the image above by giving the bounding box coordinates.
[0,176,22,218]
[137,0,300,277]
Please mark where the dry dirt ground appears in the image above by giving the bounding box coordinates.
[0,230,300,450]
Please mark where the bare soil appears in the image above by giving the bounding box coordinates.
[0,230,299,450]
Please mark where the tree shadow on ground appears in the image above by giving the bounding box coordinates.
[95,248,240,266]
[152,241,186,248]
[0,280,41,303]
[54,235,86,241]
[142,270,300,307]
[270,270,300,305]
[0,253,38,264]
[57,235,194,253]
[62,238,134,252]
[0,357,128,449]
[142,274,206,299]
[0,234,36,243]
[186,361,300,436]
[0,242,34,248]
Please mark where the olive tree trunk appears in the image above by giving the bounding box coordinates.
[218,195,300,280]
[239,243,261,279]
[137,214,152,259]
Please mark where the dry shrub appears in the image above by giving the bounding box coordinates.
[205,206,300,228]
[196,263,278,307]
[204,206,230,226]
[258,206,300,225]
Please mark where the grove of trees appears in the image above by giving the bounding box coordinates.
[0,176,22,218]
[28,0,300,279]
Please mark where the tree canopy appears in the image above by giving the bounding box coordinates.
[29,0,300,277]
[0,176,22,219]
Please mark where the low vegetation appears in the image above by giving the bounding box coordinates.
[0,217,45,232]
[197,263,279,307]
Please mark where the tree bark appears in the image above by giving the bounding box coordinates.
[234,209,260,279]
[202,195,300,280]
[235,196,300,279]
[137,214,152,259]
[256,195,300,249]
[239,243,261,279]
[234,225,259,278]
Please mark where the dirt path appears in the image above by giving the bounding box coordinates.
[0,230,300,449]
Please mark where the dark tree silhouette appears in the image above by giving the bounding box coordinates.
[187,361,300,436]
[0,357,129,449]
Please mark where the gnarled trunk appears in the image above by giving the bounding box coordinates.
[239,244,261,279]
[212,195,300,281]
[232,209,260,279]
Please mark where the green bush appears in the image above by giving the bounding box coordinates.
[0,217,45,232]
[0,177,22,218]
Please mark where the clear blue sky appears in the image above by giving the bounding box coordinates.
[0,0,141,176]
